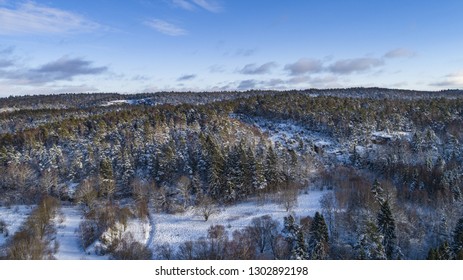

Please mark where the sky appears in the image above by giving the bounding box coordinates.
[0,0,463,96]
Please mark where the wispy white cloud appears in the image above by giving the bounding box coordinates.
[0,56,108,84]
[284,58,323,76]
[0,2,100,35]
[171,0,196,11]
[171,0,222,13]
[144,19,187,36]
[384,48,416,59]
[328,58,384,74]
[177,74,196,81]
[431,71,463,87]
[191,0,222,13]
[237,79,258,90]
[239,62,277,75]
[228,74,341,91]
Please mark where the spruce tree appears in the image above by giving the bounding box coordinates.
[453,216,463,259]
[223,146,243,202]
[308,212,329,260]
[242,146,255,195]
[206,136,224,200]
[377,200,397,259]
[283,214,299,241]
[265,146,279,192]
[251,148,267,192]
[291,230,309,260]
[99,157,115,199]
[371,179,385,205]
[356,221,386,260]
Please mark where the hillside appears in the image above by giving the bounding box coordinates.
[1,88,463,260]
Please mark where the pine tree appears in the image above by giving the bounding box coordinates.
[308,212,329,260]
[223,146,243,202]
[283,214,299,241]
[426,248,438,260]
[206,136,224,200]
[427,241,452,260]
[121,150,134,187]
[371,179,385,205]
[69,149,83,181]
[282,214,308,259]
[356,221,386,260]
[377,200,398,259]
[265,146,280,192]
[453,216,463,259]
[156,141,177,184]
[242,146,254,195]
[291,230,309,260]
[438,241,452,260]
[251,148,267,192]
[99,157,115,200]
[309,212,329,260]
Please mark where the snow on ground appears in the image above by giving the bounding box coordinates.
[66,182,79,198]
[0,205,33,247]
[371,131,412,141]
[125,219,151,244]
[101,99,148,107]
[54,206,150,260]
[2,190,328,259]
[0,107,17,113]
[235,115,351,165]
[54,206,108,260]
[99,218,151,248]
[101,100,130,106]
[150,189,330,253]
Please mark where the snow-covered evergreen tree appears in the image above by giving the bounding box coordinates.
[453,216,463,259]
[292,230,309,260]
[205,136,224,200]
[308,212,329,260]
[377,200,398,259]
[371,179,385,205]
[265,146,280,192]
[99,157,115,199]
[355,221,386,260]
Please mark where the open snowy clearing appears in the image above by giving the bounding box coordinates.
[150,189,330,256]
[54,206,108,260]
[0,205,33,247]
[0,188,328,259]
[54,206,150,260]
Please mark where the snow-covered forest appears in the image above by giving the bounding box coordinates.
[1,88,463,260]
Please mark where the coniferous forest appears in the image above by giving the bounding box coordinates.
[1,88,463,260]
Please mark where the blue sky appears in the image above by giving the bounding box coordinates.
[0,0,462,96]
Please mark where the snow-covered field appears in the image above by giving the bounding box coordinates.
[54,206,108,260]
[0,205,33,247]
[150,189,329,253]
[47,189,329,259]
[54,206,150,260]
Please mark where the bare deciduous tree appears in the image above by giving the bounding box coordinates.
[75,177,98,209]
[177,176,191,209]
[246,215,279,254]
[278,180,299,212]
[196,196,219,221]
